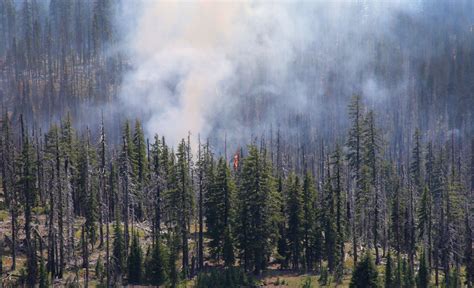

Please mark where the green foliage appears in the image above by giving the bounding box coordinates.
[384,252,394,288]
[417,186,432,241]
[205,157,235,263]
[445,266,461,288]
[39,257,49,288]
[300,276,313,288]
[112,220,125,280]
[128,233,143,284]
[133,119,149,187]
[286,173,303,270]
[402,258,414,288]
[302,172,320,270]
[319,265,330,286]
[223,227,235,267]
[416,249,429,288]
[194,267,253,288]
[349,253,380,288]
[235,145,279,275]
[95,256,105,287]
[145,240,169,285]
[168,233,181,287]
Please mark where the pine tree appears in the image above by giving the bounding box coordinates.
[223,226,235,267]
[112,217,125,284]
[402,257,414,288]
[133,119,148,188]
[19,115,38,286]
[302,172,317,271]
[416,249,429,288]
[119,128,133,252]
[150,135,163,241]
[168,233,180,287]
[235,145,278,275]
[39,255,48,288]
[95,255,105,287]
[332,145,346,275]
[417,186,432,249]
[384,252,394,288]
[395,255,402,288]
[347,94,364,264]
[323,160,337,272]
[146,240,168,285]
[128,232,143,284]
[176,139,193,278]
[205,157,234,263]
[464,211,473,288]
[132,120,148,220]
[276,175,289,269]
[363,111,381,264]
[349,253,380,288]
[286,173,303,270]
[1,112,17,270]
[80,135,98,247]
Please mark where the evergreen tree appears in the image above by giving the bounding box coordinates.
[302,172,318,271]
[402,257,414,288]
[416,249,429,288]
[276,176,289,269]
[347,94,364,264]
[349,253,380,288]
[133,119,148,188]
[19,115,38,286]
[331,145,346,275]
[235,145,278,275]
[146,240,168,285]
[168,233,180,288]
[176,139,193,278]
[464,211,473,288]
[363,110,381,264]
[384,252,394,288]
[128,232,143,284]
[112,217,125,284]
[205,157,235,263]
[223,226,235,267]
[39,255,48,288]
[323,160,337,272]
[286,173,303,270]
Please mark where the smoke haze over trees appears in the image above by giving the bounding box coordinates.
[1,0,473,149]
[0,0,473,287]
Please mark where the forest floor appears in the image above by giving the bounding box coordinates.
[0,206,421,287]
[0,208,359,287]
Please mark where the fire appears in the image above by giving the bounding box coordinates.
[233,151,240,170]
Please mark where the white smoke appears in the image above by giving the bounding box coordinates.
[118,1,421,145]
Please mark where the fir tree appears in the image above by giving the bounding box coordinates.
[19,115,38,286]
[176,139,193,278]
[402,257,414,288]
[235,145,278,275]
[39,255,48,288]
[302,172,317,271]
[416,249,429,288]
[112,217,125,284]
[363,110,381,264]
[206,157,234,263]
[128,233,143,284]
[347,94,364,264]
[286,173,303,270]
[146,240,168,285]
[384,252,394,288]
[349,253,380,288]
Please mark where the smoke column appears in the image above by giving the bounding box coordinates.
[117,0,472,147]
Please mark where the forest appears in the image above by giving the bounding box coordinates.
[0,0,473,287]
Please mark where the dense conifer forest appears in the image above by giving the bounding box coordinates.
[0,0,473,287]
